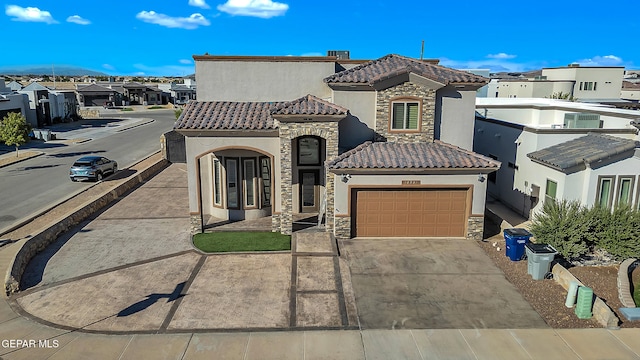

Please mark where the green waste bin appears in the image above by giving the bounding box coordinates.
[525,243,557,280]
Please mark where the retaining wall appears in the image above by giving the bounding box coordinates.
[552,263,620,328]
[4,158,168,295]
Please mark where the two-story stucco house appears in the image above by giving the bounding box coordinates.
[175,54,500,240]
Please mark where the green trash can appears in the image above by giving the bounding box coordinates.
[525,243,557,280]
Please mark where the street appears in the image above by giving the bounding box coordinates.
[0,109,177,235]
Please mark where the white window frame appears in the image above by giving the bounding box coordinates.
[213,158,222,206]
[242,158,257,208]
[545,179,557,203]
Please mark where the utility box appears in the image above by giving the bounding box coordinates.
[575,286,594,319]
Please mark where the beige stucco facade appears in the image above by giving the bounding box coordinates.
[182,54,492,239]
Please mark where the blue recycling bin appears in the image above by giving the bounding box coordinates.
[504,228,532,261]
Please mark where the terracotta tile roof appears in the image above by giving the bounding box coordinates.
[272,94,348,116]
[174,94,347,130]
[527,133,639,173]
[324,54,487,86]
[174,101,282,130]
[327,141,500,170]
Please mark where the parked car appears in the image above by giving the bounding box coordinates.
[69,156,118,182]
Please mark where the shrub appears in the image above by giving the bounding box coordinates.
[174,108,183,119]
[529,199,591,260]
[592,205,640,260]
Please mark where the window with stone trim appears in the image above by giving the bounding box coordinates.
[390,100,420,130]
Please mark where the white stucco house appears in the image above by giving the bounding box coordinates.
[0,78,31,126]
[488,65,626,104]
[474,98,640,218]
[175,54,500,240]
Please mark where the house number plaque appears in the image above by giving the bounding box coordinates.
[402,180,421,185]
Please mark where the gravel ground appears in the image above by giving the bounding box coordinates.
[478,231,640,329]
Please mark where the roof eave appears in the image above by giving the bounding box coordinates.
[328,166,500,174]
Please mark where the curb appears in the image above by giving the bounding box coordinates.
[0,151,45,169]
[115,118,155,132]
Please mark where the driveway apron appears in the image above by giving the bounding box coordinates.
[341,238,548,329]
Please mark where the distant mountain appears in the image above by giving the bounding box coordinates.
[0,65,108,76]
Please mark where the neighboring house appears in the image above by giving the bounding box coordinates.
[158,79,197,105]
[17,82,76,126]
[0,78,32,126]
[175,54,500,240]
[622,81,640,101]
[474,97,640,218]
[122,82,163,105]
[488,65,626,103]
[76,83,120,107]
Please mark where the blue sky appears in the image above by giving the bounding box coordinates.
[1,0,637,76]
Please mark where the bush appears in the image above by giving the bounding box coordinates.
[592,205,640,260]
[174,108,183,119]
[530,200,640,261]
[529,199,591,260]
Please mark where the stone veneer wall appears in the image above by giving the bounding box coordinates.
[375,82,436,143]
[274,120,339,235]
[467,216,484,241]
[334,216,351,240]
[190,214,202,235]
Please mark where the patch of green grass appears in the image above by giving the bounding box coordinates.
[634,280,640,307]
[147,105,164,109]
[121,107,134,111]
[193,232,291,253]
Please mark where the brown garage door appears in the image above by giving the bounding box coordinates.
[353,189,468,238]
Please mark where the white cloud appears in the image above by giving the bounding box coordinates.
[487,53,516,60]
[136,11,210,29]
[439,57,542,73]
[67,15,90,25]
[102,64,115,71]
[575,55,625,67]
[189,0,211,9]
[179,59,193,64]
[5,5,57,24]
[217,0,288,18]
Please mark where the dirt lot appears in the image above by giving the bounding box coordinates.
[478,234,640,328]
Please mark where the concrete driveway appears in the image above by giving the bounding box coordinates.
[13,164,351,332]
[340,238,548,329]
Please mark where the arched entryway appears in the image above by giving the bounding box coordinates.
[196,147,274,227]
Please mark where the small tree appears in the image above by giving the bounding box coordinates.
[0,112,32,157]
[174,108,183,119]
[546,91,577,101]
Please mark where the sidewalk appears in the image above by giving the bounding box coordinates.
[1,163,640,359]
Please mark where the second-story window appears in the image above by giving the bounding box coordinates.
[391,100,420,130]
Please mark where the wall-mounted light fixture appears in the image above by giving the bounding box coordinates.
[478,174,486,183]
[341,174,352,183]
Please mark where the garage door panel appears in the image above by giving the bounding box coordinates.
[355,189,468,238]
